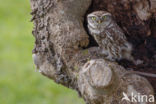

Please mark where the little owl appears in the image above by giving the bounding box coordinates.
[87,11,142,65]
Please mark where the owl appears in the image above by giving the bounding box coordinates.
[87,11,142,65]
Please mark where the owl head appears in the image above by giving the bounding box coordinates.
[87,11,112,29]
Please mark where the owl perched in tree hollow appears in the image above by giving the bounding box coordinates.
[87,11,142,65]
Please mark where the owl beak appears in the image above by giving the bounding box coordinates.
[98,20,102,24]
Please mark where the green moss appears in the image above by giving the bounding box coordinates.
[82,50,89,55]
[74,65,79,70]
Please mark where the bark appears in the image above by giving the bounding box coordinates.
[30,0,156,104]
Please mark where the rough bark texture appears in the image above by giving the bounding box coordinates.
[30,0,156,104]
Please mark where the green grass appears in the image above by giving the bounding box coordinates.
[0,0,84,104]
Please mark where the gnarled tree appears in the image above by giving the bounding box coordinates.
[30,0,156,104]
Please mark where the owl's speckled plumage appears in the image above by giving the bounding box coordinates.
[87,11,136,62]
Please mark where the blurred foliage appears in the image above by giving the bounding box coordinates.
[0,0,84,104]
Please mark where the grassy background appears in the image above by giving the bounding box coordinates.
[0,0,84,104]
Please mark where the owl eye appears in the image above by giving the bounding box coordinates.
[91,17,96,20]
[102,16,107,20]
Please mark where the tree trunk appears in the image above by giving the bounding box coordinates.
[30,0,156,104]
